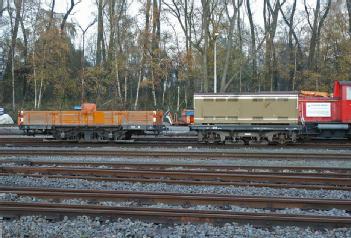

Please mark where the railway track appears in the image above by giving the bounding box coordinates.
[1,186,350,210]
[2,201,350,227]
[1,136,351,149]
[0,147,351,160]
[0,187,350,227]
[1,164,350,190]
[1,159,351,228]
[2,159,351,176]
[1,138,350,229]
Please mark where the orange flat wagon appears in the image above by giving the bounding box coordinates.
[18,103,164,141]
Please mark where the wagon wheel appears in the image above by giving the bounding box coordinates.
[242,138,250,145]
[278,134,287,145]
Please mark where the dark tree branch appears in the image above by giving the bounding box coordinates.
[316,0,331,38]
[304,0,313,30]
[0,0,6,17]
[279,2,302,56]
[47,0,55,30]
[60,0,81,32]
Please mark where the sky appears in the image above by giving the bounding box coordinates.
[43,0,326,49]
[45,0,98,30]
[49,0,316,33]
[44,0,141,48]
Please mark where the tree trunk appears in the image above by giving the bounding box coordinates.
[280,0,297,90]
[162,75,167,105]
[60,0,77,32]
[107,0,116,63]
[0,0,4,17]
[220,0,239,92]
[124,74,127,104]
[8,0,23,111]
[96,0,104,65]
[134,67,142,110]
[246,0,257,91]
[307,0,320,70]
[263,0,283,91]
[33,48,37,108]
[115,60,122,100]
[141,0,151,100]
[237,1,243,91]
[201,0,209,92]
[347,0,351,35]
[306,0,331,71]
[38,73,43,109]
[20,13,28,99]
[164,0,194,96]
[37,39,47,109]
[151,68,157,107]
[47,0,55,30]
[151,0,160,107]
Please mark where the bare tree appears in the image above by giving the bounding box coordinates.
[105,0,122,105]
[20,0,28,99]
[78,19,96,103]
[7,0,23,110]
[280,0,300,90]
[220,0,242,92]
[151,0,161,107]
[135,0,152,109]
[96,0,105,65]
[304,0,331,71]
[107,0,116,63]
[163,0,195,104]
[263,0,286,91]
[237,0,244,91]
[47,0,55,30]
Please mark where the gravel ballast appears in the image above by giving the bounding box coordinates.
[2,154,351,168]
[0,175,350,200]
[2,216,351,238]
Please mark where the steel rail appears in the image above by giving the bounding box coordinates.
[1,148,351,160]
[2,136,351,149]
[0,137,198,146]
[0,201,350,227]
[1,173,349,190]
[1,166,350,186]
[0,167,351,190]
[1,186,350,210]
[3,160,351,176]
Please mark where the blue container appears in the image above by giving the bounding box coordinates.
[73,105,81,110]
[184,110,194,116]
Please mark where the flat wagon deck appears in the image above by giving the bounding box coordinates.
[18,103,163,141]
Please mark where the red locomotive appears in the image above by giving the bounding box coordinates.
[299,81,351,139]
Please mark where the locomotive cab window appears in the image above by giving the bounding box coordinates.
[346,87,351,100]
